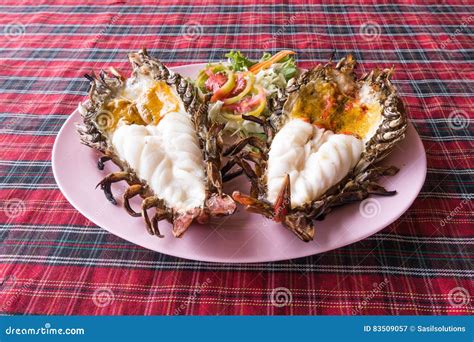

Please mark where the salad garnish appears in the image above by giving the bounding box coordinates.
[195,50,298,136]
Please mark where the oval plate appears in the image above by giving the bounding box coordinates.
[52,63,426,263]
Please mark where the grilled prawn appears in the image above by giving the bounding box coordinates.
[77,49,236,238]
[225,55,407,241]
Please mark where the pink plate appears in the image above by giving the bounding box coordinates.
[52,64,427,263]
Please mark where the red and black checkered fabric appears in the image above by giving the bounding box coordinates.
[0,0,472,315]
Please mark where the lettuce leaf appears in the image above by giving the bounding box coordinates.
[225,50,255,71]
[278,55,297,80]
[225,50,297,81]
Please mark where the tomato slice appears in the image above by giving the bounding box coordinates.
[205,72,228,93]
[228,73,246,97]
[223,86,266,116]
[210,70,236,102]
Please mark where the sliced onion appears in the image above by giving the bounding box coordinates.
[223,72,255,105]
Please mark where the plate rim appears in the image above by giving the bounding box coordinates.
[52,63,427,263]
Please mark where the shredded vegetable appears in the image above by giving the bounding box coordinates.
[249,50,296,74]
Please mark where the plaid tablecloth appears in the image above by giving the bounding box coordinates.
[0,0,472,315]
